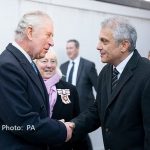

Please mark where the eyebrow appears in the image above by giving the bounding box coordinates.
[100,38,109,42]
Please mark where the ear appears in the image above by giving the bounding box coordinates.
[120,40,130,53]
[26,26,33,40]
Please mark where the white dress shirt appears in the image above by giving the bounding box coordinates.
[12,41,32,63]
[115,52,134,79]
[66,56,80,86]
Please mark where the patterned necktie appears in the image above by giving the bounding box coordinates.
[112,68,119,91]
[31,61,38,74]
[68,62,75,84]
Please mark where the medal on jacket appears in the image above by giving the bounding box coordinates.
[57,89,71,104]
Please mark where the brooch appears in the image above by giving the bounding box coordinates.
[57,89,71,104]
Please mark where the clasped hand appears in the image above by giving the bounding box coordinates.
[59,119,75,142]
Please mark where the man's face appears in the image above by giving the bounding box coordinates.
[97,27,123,66]
[28,18,54,59]
[66,42,79,60]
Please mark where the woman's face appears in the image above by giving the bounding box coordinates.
[36,52,57,79]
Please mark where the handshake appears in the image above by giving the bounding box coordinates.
[59,119,75,142]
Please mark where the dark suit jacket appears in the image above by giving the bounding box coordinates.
[60,57,98,111]
[52,80,80,122]
[72,50,150,150]
[0,44,66,150]
[49,80,81,150]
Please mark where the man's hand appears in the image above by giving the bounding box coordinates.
[64,122,74,142]
[59,120,76,142]
[68,122,75,130]
[59,119,65,123]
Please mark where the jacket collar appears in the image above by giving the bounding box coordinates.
[107,50,140,107]
[6,43,49,108]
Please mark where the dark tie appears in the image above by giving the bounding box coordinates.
[68,62,75,84]
[31,61,38,74]
[112,68,119,91]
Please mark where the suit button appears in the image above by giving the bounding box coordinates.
[105,128,109,132]
[40,105,45,110]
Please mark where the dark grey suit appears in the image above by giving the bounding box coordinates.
[72,50,150,150]
[60,57,98,111]
[0,44,67,150]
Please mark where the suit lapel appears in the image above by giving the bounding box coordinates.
[106,65,113,102]
[52,82,63,116]
[107,50,140,107]
[62,62,69,81]
[108,69,133,106]
[76,58,83,84]
[52,95,62,117]
[7,44,48,105]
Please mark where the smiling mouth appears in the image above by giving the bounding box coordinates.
[44,49,48,52]
[44,47,49,50]
[100,53,105,57]
[45,70,53,73]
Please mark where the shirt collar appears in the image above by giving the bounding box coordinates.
[69,55,80,64]
[12,41,32,63]
[115,51,134,75]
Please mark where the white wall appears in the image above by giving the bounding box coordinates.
[0,0,150,72]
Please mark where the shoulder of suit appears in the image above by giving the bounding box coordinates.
[141,57,150,65]
[56,79,76,89]
[60,61,69,67]
[80,57,95,66]
[98,64,111,78]
[102,64,111,71]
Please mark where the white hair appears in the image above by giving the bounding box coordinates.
[49,50,63,78]
[15,10,52,41]
[101,17,137,52]
[35,50,63,78]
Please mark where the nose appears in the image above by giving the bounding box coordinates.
[46,61,52,68]
[48,37,54,47]
[97,41,102,51]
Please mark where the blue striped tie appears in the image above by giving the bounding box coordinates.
[31,61,38,74]
[112,68,119,92]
